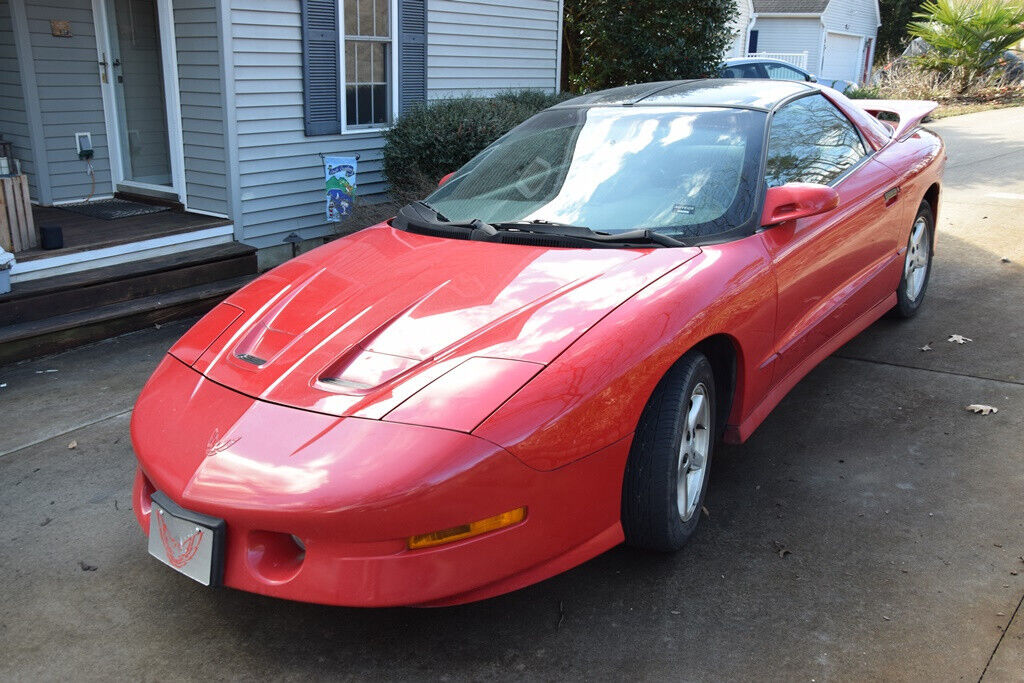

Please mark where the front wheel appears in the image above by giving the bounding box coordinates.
[893,202,934,318]
[622,352,716,552]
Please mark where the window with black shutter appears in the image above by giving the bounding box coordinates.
[302,0,426,136]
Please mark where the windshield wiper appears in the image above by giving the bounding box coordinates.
[393,202,498,239]
[393,204,691,248]
[491,220,691,248]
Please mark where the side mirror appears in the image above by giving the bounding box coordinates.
[761,183,839,226]
[438,172,455,187]
[805,73,817,83]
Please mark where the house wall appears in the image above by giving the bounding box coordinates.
[426,0,559,99]
[174,0,228,215]
[230,0,562,249]
[0,0,36,199]
[25,0,112,202]
[751,16,822,74]
[821,0,878,80]
[727,0,753,58]
[228,0,388,248]
[821,0,877,43]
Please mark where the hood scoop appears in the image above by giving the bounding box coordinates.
[230,272,326,368]
[314,284,447,395]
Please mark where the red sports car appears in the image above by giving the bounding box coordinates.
[131,80,945,606]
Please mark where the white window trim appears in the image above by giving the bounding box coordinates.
[338,0,400,135]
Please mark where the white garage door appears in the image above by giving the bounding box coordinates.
[821,33,863,84]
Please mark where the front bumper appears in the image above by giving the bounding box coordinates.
[131,356,627,606]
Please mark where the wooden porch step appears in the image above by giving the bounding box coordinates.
[0,274,254,367]
[0,242,256,327]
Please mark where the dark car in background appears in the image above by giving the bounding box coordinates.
[720,57,856,93]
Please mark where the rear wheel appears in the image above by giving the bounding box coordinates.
[893,202,934,318]
[622,352,716,552]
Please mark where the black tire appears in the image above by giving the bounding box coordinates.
[893,201,934,319]
[622,351,716,552]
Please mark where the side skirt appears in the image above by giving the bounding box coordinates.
[723,292,898,444]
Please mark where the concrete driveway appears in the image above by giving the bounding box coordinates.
[2,107,1022,681]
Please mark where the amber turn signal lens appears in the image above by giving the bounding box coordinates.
[407,507,526,550]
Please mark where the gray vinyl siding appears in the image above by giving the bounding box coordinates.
[0,0,35,199]
[174,0,229,215]
[426,0,559,99]
[25,0,111,202]
[821,0,879,40]
[230,0,562,247]
[231,0,389,247]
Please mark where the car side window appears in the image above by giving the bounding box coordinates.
[722,64,761,78]
[765,95,867,187]
[764,63,805,81]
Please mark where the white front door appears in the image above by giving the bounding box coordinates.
[93,0,185,202]
[821,32,863,84]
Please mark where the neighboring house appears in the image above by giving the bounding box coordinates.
[726,0,880,85]
[0,0,563,283]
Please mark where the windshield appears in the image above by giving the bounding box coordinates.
[424,106,766,240]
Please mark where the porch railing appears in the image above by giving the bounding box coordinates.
[745,51,809,70]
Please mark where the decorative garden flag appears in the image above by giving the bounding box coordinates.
[324,156,357,222]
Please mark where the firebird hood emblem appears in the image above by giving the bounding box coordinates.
[205,429,240,458]
[156,511,203,568]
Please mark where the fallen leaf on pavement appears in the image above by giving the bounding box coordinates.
[40,517,52,527]
[67,440,77,449]
[947,334,973,344]
[920,343,933,352]
[966,404,998,415]
[78,561,97,572]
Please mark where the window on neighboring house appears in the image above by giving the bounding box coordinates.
[344,0,392,127]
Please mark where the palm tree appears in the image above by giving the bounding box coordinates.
[908,0,1024,92]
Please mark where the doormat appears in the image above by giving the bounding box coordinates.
[61,199,171,220]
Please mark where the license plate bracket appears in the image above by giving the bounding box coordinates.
[148,492,226,586]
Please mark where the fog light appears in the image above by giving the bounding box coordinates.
[408,507,526,550]
[247,530,306,583]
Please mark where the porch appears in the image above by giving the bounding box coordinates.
[1,0,231,239]
[17,201,231,263]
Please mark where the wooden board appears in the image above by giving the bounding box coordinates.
[0,179,10,252]
[1,176,36,252]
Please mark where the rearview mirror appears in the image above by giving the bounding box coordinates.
[761,183,839,226]
[438,172,455,187]
[805,73,817,83]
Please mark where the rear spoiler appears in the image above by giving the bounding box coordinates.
[854,99,938,141]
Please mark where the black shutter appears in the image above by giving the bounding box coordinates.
[398,0,427,115]
[302,0,340,136]
[747,30,759,54]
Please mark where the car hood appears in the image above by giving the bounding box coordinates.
[172,224,698,421]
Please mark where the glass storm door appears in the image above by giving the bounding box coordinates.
[107,0,172,187]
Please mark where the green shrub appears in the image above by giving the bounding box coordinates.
[562,0,737,91]
[382,90,572,204]
[909,0,1024,92]
[844,84,882,99]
